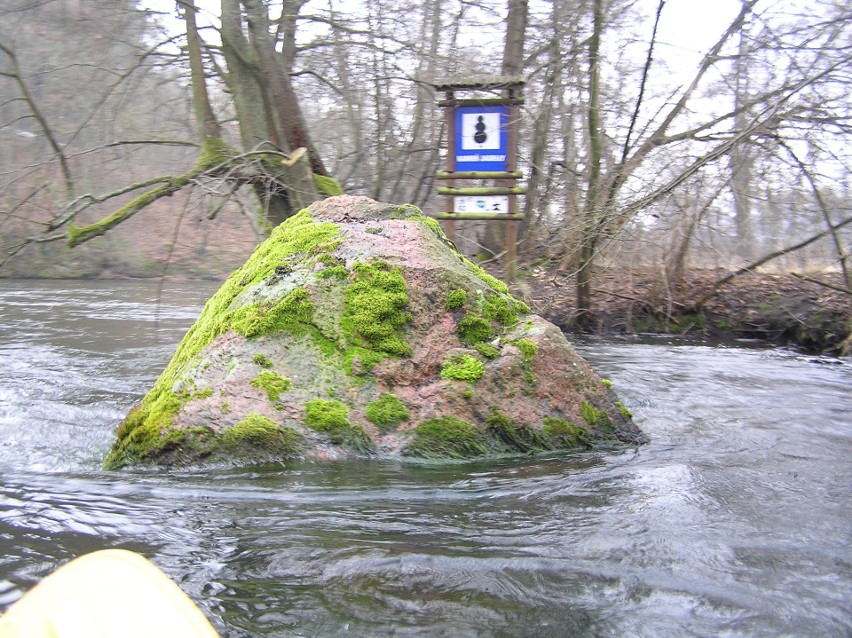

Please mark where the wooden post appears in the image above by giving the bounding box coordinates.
[505,88,518,283]
[444,90,456,244]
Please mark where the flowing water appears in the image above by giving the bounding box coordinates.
[0,280,849,637]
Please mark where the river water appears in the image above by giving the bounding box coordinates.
[0,279,849,637]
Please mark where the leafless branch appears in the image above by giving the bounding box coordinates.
[692,216,852,309]
[0,40,74,198]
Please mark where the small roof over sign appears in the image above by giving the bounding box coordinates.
[432,75,527,91]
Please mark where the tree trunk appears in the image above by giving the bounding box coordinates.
[327,0,364,188]
[731,7,754,262]
[665,182,726,287]
[390,0,441,205]
[501,0,528,76]
[575,0,604,329]
[478,0,528,262]
[240,0,327,177]
[220,0,269,151]
[240,0,322,223]
[182,0,221,141]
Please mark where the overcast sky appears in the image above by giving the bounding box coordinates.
[139,0,745,74]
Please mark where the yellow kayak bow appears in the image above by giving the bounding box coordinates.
[0,549,220,638]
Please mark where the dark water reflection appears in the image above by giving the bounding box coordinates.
[0,280,850,636]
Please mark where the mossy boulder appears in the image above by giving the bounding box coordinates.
[106,196,646,469]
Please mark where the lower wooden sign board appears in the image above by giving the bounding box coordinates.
[454,195,509,214]
[434,212,524,221]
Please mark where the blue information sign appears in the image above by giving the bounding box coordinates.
[454,105,509,172]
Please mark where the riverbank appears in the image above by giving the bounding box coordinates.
[1,266,848,355]
[513,268,851,356]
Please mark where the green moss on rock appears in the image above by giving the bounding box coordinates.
[393,204,423,219]
[462,258,509,294]
[365,393,409,432]
[250,370,291,403]
[105,211,341,469]
[304,398,350,436]
[304,398,375,453]
[513,338,538,360]
[445,289,468,310]
[542,417,590,448]
[105,390,183,469]
[155,211,337,379]
[408,213,510,295]
[456,291,531,349]
[581,401,613,429]
[483,295,519,326]
[473,342,500,359]
[440,354,485,381]
[108,199,643,469]
[220,413,303,457]
[342,260,411,358]
[317,264,349,280]
[344,347,386,376]
[192,386,213,399]
[457,314,494,345]
[486,412,548,453]
[231,288,314,338]
[409,214,449,245]
[404,417,489,459]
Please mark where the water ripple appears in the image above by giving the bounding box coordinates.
[0,282,850,637]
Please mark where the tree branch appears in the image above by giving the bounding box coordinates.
[621,0,665,164]
[691,216,852,309]
[791,272,852,296]
[775,138,850,289]
[608,102,783,232]
[609,0,757,196]
[57,142,312,248]
[65,164,207,247]
[48,176,178,231]
[0,40,74,199]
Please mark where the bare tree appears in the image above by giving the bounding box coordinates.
[2,0,847,294]
[528,0,852,325]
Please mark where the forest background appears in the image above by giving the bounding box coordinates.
[0,0,849,348]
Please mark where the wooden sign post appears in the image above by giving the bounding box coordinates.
[434,76,526,282]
